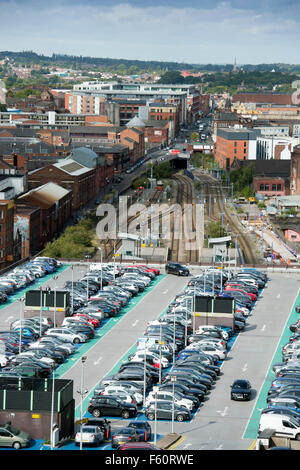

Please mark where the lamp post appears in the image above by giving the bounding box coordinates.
[50,363,55,450]
[71,265,74,314]
[52,275,58,328]
[153,386,159,446]
[171,375,177,433]
[18,297,24,355]
[77,355,88,451]
[98,247,103,290]
[39,286,43,338]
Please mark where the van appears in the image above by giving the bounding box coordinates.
[259,413,300,440]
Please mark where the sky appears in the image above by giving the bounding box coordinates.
[0,0,299,64]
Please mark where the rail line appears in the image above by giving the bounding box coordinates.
[195,172,259,265]
[168,174,198,264]
[99,189,162,261]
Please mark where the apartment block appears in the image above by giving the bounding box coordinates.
[215,128,259,170]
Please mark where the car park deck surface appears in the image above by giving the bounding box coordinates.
[71,271,300,451]
[2,266,300,451]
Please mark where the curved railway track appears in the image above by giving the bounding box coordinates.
[194,172,259,265]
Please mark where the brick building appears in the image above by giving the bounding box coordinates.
[0,200,14,268]
[27,159,94,212]
[16,182,73,248]
[14,205,41,258]
[148,102,180,136]
[253,176,287,196]
[215,128,259,170]
[290,145,300,195]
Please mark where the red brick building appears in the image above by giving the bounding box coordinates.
[290,145,300,195]
[253,176,287,196]
[0,200,14,268]
[16,182,73,248]
[27,159,94,212]
[215,128,259,170]
[14,205,41,258]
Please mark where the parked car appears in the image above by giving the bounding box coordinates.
[0,423,31,449]
[111,427,141,448]
[74,425,104,447]
[127,421,152,441]
[87,396,137,419]
[145,401,191,422]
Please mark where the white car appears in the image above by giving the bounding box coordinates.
[100,389,137,405]
[102,386,143,405]
[0,353,9,367]
[185,338,227,351]
[196,325,229,341]
[146,390,193,411]
[75,425,104,446]
[44,327,87,344]
[195,344,227,361]
[129,351,169,369]
[11,352,56,368]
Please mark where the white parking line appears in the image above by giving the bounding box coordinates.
[94,356,103,366]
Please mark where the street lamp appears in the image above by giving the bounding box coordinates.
[18,297,24,355]
[77,355,88,451]
[98,246,103,290]
[153,386,159,446]
[52,275,58,328]
[71,265,74,314]
[50,362,56,450]
[171,375,177,433]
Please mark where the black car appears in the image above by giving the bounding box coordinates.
[7,362,52,378]
[87,396,137,419]
[231,379,252,401]
[111,427,140,448]
[165,263,190,276]
[127,421,152,441]
[86,417,111,441]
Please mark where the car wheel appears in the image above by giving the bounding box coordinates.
[92,409,101,417]
[122,410,130,419]
[176,414,184,422]
[73,338,80,344]
[13,441,21,449]
[147,412,155,420]
[296,434,300,441]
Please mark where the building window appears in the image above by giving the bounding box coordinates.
[234,142,237,147]
[260,184,264,191]
[265,185,269,191]
[0,211,3,219]
[277,184,282,191]
[272,184,276,191]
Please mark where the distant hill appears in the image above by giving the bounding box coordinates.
[1,50,300,74]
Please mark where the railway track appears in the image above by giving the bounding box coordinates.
[194,172,259,265]
[99,188,162,261]
[168,174,199,264]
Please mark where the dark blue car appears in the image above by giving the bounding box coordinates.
[127,421,152,441]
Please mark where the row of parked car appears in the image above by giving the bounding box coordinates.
[0,256,59,306]
[84,266,267,449]
[0,263,161,383]
[259,297,300,441]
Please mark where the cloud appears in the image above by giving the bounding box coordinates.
[0,0,299,63]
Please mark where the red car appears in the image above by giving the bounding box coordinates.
[135,265,160,276]
[225,287,257,301]
[74,314,100,328]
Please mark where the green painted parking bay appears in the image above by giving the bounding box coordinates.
[244,285,300,439]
